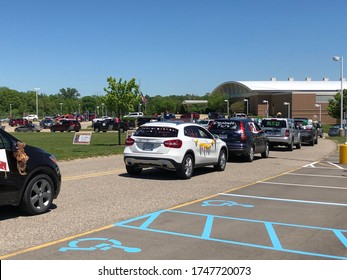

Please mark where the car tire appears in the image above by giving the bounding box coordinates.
[295,138,302,149]
[261,142,269,158]
[20,174,54,215]
[287,139,294,151]
[314,135,318,145]
[177,154,194,179]
[245,146,254,162]
[126,165,142,175]
[214,149,227,171]
[310,138,314,146]
[95,127,100,133]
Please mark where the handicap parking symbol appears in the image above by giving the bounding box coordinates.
[59,238,141,253]
[202,199,254,208]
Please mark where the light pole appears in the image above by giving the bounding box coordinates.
[315,104,321,122]
[243,99,249,115]
[333,56,344,136]
[224,99,229,117]
[9,103,12,117]
[101,103,105,116]
[284,102,290,118]
[60,103,63,115]
[263,100,269,118]
[34,88,40,117]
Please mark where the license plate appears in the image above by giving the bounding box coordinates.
[143,143,154,151]
[219,134,227,139]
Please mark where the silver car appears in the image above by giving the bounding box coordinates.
[261,118,301,151]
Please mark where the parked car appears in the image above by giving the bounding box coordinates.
[14,123,42,132]
[196,119,214,130]
[50,119,81,132]
[328,124,347,137]
[23,114,38,121]
[40,118,54,129]
[124,112,144,118]
[92,116,112,123]
[0,129,61,214]
[209,118,269,162]
[9,118,29,127]
[124,122,228,179]
[260,118,301,150]
[93,118,130,133]
[180,112,200,121]
[294,118,318,146]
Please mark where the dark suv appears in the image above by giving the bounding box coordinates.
[294,118,318,146]
[0,129,61,214]
[50,119,81,132]
[209,118,269,162]
[93,118,130,133]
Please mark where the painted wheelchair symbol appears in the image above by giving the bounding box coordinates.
[202,199,254,208]
[59,238,141,253]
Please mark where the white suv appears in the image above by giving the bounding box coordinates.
[124,122,228,179]
[23,114,38,121]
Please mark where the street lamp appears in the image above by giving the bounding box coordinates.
[333,56,344,136]
[101,103,105,116]
[284,102,290,118]
[60,103,63,115]
[263,100,269,118]
[224,99,229,117]
[9,103,12,117]
[315,104,321,122]
[243,99,249,115]
[34,88,40,117]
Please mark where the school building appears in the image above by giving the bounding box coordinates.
[212,78,346,124]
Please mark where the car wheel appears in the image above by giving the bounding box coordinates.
[177,154,194,179]
[214,149,227,171]
[51,128,55,132]
[314,135,318,144]
[287,139,294,151]
[310,138,314,146]
[261,142,269,158]
[95,127,100,133]
[295,138,302,149]
[245,146,254,162]
[126,165,142,175]
[20,174,54,215]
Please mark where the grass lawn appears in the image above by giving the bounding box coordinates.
[10,131,127,161]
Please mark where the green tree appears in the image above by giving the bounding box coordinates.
[103,77,140,118]
[58,88,80,100]
[327,90,346,119]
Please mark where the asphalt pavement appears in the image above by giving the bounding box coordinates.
[1,136,346,260]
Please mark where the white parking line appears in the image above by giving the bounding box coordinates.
[218,193,347,207]
[285,173,347,179]
[327,161,345,170]
[258,181,347,190]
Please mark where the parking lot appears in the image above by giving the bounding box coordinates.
[1,138,346,260]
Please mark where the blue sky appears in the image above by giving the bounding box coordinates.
[0,0,346,96]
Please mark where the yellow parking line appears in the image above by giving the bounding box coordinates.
[63,169,125,181]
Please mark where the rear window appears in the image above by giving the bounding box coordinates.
[210,120,240,130]
[261,120,287,128]
[134,126,178,138]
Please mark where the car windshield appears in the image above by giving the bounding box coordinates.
[210,120,240,130]
[134,126,178,137]
[261,120,287,128]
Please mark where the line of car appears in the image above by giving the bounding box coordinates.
[123,116,322,180]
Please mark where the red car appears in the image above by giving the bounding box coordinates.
[180,112,200,121]
[9,118,29,127]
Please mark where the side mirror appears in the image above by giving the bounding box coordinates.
[11,141,18,152]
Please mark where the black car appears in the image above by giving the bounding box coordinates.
[93,118,130,133]
[14,123,42,132]
[50,119,81,132]
[40,118,54,129]
[294,118,318,145]
[0,129,61,214]
[209,118,269,162]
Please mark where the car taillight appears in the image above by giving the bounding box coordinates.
[125,138,135,146]
[240,122,247,141]
[285,129,290,137]
[164,139,182,148]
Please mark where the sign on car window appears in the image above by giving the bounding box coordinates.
[211,121,239,130]
[134,127,178,138]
